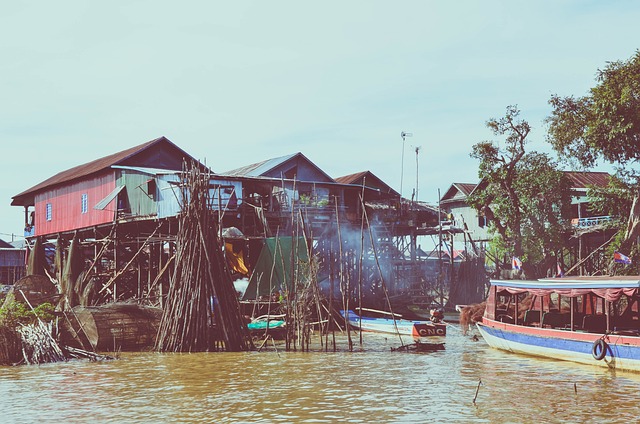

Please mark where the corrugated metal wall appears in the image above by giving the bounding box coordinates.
[34,171,116,236]
[118,171,158,218]
[209,179,242,212]
[31,171,246,234]
[157,174,182,219]
[0,249,24,267]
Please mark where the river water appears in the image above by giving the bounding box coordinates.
[2,325,640,423]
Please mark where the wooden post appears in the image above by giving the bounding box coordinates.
[137,234,141,300]
[113,224,117,302]
[570,297,575,331]
[605,299,610,332]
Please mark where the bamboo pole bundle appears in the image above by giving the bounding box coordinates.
[155,162,252,352]
[17,290,66,364]
[18,322,66,364]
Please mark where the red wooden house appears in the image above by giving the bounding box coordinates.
[11,136,202,237]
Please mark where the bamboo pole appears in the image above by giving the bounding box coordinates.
[156,162,251,352]
[99,224,160,294]
[335,196,353,351]
[358,192,366,347]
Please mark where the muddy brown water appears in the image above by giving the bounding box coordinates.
[2,326,640,423]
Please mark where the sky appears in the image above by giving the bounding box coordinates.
[1,1,639,243]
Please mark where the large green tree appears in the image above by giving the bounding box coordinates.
[469,106,573,278]
[546,50,640,265]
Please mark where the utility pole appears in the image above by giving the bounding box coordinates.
[400,131,412,197]
[414,146,421,201]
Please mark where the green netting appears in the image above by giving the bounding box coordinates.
[243,237,309,300]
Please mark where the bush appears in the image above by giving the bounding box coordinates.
[0,298,55,327]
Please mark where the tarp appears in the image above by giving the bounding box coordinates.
[242,237,310,300]
[62,234,85,307]
[225,243,248,275]
[26,236,45,276]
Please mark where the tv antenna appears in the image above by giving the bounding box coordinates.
[400,131,412,197]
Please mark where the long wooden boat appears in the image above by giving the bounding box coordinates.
[477,276,640,372]
[340,310,446,337]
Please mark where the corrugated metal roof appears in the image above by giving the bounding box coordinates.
[335,171,400,197]
[220,152,335,183]
[111,165,183,176]
[335,171,368,184]
[446,172,611,204]
[440,183,477,203]
[12,136,200,206]
[222,153,299,177]
[564,171,611,189]
[454,183,477,196]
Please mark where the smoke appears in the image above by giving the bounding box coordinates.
[233,278,249,297]
[313,218,413,309]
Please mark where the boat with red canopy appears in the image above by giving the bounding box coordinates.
[477,276,640,372]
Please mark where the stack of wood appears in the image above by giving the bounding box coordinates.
[0,277,63,365]
[17,321,66,365]
[155,162,252,352]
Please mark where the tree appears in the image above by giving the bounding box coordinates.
[546,50,640,267]
[469,106,573,278]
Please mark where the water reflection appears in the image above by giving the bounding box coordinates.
[2,327,640,423]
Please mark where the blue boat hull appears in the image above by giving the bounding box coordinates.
[477,319,640,372]
[340,310,445,337]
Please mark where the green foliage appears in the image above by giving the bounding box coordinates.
[603,229,640,276]
[0,298,55,327]
[469,106,573,277]
[586,174,635,218]
[299,194,311,205]
[546,50,640,263]
[547,50,640,169]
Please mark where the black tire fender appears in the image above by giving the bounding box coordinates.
[592,338,607,361]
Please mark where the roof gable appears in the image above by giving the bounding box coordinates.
[440,183,477,203]
[564,171,611,189]
[335,171,399,197]
[221,152,335,183]
[12,136,204,206]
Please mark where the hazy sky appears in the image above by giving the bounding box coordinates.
[1,1,638,242]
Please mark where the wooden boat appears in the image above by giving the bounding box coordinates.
[391,341,446,352]
[247,314,286,339]
[340,310,446,337]
[407,304,461,323]
[477,276,640,372]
